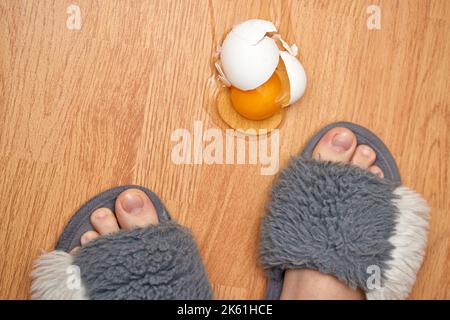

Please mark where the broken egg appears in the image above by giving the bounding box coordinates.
[215,19,307,133]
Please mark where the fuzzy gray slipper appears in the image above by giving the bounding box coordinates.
[260,122,430,300]
[31,186,212,300]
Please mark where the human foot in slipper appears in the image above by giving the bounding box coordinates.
[31,187,212,300]
[260,122,430,300]
[69,188,159,255]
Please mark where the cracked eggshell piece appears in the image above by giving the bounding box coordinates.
[232,19,277,45]
[272,34,298,56]
[280,51,307,105]
[220,19,280,91]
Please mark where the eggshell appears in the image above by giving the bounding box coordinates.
[220,19,280,91]
[279,51,307,105]
[232,19,277,45]
[273,35,298,57]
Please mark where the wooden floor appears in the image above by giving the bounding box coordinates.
[1,0,449,299]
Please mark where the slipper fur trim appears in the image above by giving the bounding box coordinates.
[367,187,429,299]
[31,251,87,300]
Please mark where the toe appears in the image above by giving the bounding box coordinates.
[312,127,357,163]
[351,145,376,169]
[80,230,99,245]
[90,208,120,236]
[115,188,159,229]
[369,165,384,178]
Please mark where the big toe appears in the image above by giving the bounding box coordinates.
[115,188,159,229]
[312,127,357,163]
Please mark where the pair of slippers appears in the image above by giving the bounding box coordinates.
[31,122,429,300]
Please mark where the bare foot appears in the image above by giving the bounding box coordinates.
[70,188,158,255]
[281,127,383,300]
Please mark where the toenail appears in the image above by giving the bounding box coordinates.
[121,193,144,214]
[94,209,108,219]
[360,146,373,158]
[331,132,353,151]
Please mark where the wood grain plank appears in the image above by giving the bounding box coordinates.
[0,0,449,299]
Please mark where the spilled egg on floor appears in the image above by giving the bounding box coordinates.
[215,19,307,134]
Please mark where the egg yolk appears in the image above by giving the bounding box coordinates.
[230,72,282,121]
